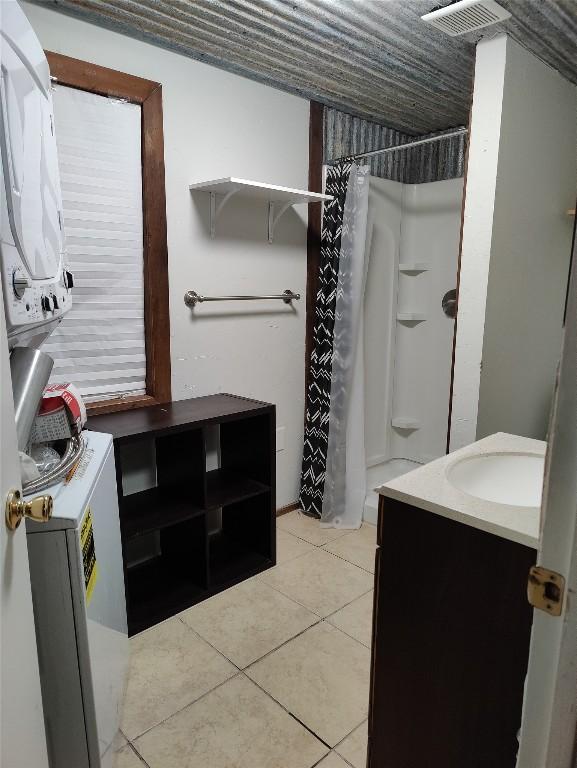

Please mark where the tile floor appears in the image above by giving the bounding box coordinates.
[113,510,376,768]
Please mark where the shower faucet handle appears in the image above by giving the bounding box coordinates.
[442,289,457,319]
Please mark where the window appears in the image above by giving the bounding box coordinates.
[43,53,170,414]
[45,86,146,400]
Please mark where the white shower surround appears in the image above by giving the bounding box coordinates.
[363,176,464,523]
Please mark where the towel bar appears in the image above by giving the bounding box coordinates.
[184,289,300,308]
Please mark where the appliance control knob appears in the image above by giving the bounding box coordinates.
[12,269,29,299]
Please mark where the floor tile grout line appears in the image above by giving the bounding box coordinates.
[238,572,325,620]
[132,667,334,761]
[252,576,331,617]
[127,670,366,768]
[277,515,353,548]
[256,555,374,615]
[314,618,373,659]
[126,740,152,768]
[324,620,371,649]
[176,615,244,671]
[288,711,333,750]
[241,617,325,672]
[241,671,333,752]
[127,613,363,745]
[177,560,321,627]
[178,579,371,671]
[125,618,240,743]
[125,618,369,747]
[276,547,317,566]
[274,546,375,578]
[322,587,374,621]
[242,624,371,747]
[332,751,360,768]
[176,596,322,670]
[127,671,245,744]
[280,529,377,569]
[245,668,368,762]
[278,514,375,544]
[277,527,351,548]
[249,578,374,631]
[319,547,376,575]
[319,619,373,653]
[313,748,359,768]
[129,609,189,640]
[332,717,369,755]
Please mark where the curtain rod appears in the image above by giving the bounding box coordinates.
[333,126,468,164]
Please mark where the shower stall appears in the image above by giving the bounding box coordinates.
[363,176,464,522]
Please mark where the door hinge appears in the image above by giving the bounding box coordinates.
[527,566,565,616]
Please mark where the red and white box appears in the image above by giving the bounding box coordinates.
[30,383,87,443]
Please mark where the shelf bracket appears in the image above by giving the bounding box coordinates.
[268,201,294,244]
[209,190,237,238]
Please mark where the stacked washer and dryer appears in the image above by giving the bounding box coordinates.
[0,4,128,768]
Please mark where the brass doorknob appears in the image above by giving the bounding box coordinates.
[5,489,53,531]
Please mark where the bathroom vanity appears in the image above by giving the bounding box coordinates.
[368,433,544,768]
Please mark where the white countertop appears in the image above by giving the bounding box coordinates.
[377,432,546,549]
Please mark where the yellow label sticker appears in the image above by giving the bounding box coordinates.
[80,507,98,605]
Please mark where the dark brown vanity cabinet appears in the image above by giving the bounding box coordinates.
[368,496,536,768]
[88,394,276,635]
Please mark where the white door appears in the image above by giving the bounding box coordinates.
[0,306,48,768]
[517,226,577,767]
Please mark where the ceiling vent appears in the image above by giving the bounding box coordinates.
[421,0,511,36]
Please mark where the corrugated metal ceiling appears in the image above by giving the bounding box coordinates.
[27,0,577,135]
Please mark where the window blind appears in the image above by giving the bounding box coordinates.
[44,85,145,402]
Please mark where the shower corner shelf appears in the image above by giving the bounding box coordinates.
[391,418,421,430]
[397,312,427,323]
[399,263,429,273]
[189,177,333,242]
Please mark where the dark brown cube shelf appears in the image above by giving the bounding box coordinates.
[87,394,276,635]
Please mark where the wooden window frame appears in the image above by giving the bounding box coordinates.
[45,51,171,416]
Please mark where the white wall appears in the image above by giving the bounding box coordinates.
[449,35,508,451]
[450,34,577,450]
[22,1,310,506]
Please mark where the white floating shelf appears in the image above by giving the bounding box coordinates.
[391,418,421,430]
[397,312,427,322]
[399,262,429,273]
[189,177,333,242]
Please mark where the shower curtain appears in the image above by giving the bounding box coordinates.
[299,163,370,528]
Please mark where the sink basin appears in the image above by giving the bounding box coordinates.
[446,452,545,508]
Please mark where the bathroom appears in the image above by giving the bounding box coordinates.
[1,1,577,767]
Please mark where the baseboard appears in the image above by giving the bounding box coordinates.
[276,501,299,517]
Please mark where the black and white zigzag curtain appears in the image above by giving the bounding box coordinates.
[299,163,353,519]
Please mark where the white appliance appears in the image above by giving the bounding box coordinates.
[0,0,72,349]
[26,431,128,768]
